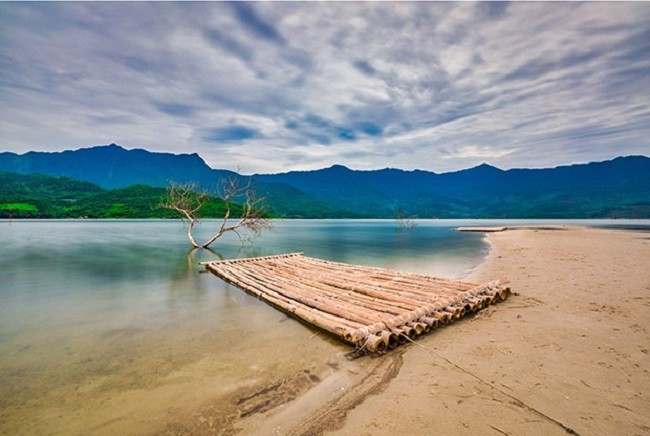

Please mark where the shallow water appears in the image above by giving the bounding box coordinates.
[0,219,645,433]
[0,219,488,434]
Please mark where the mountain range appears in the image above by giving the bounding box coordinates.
[1,144,649,218]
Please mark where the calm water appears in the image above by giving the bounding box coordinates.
[0,219,645,434]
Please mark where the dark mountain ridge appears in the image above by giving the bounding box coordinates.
[0,144,648,218]
[0,143,234,189]
[255,155,649,217]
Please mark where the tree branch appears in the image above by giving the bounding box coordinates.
[159,178,272,248]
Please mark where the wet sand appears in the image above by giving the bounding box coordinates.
[252,226,650,435]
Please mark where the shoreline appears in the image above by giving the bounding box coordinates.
[247,226,650,435]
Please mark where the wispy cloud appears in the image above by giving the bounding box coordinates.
[0,2,648,173]
[442,145,516,160]
[230,2,286,45]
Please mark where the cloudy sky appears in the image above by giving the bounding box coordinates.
[1,2,648,173]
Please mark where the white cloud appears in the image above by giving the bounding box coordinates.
[442,145,516,160]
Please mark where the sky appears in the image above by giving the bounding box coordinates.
[0,2,649,174]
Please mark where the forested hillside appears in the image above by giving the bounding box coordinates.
[0,172,242,219]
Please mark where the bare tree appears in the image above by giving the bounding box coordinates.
[160,177,272,248]
[396,209,417,230]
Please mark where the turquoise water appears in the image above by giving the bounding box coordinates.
[0,219,487,337]
[0,219,490,433]
[0,219,646,433]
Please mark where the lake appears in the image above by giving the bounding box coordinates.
[0,219,645,433]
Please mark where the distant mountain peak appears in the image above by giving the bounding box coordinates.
[84,144,206,163]
[86,143,125,151]
[448,162,502,176]
[322,164,351,173]
[474,162,499,170]
[328,164,349,170]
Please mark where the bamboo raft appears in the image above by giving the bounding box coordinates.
[201,253,510,353]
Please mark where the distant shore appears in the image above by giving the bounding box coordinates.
[247,226,650,435]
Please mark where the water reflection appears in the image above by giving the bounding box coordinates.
[169,247,218,293]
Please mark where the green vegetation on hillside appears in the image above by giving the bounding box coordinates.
[0,172,243,218]
[259,182,360,218]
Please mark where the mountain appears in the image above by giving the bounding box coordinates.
[254,164,405,216]
[1,144,648,218]
[0,144,356,218]
[0,143,234,189]
[255,156,650,218]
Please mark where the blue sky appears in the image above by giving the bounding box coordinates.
[0,2,648,173]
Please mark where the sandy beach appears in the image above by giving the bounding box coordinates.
[248,226,650,435]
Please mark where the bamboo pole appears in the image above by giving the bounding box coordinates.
[294,255,480,287]
[199,252,304,266]
[420,316,439,329]
[378,330,399,349]
[206,264,363,343]
[247,261,411,315]
[208,264,379,341]
[224,263,388,328]
[261,259,461,310]
[364,334,388,353]
[285,256,500,305]
[432,311,452,324]
[258,261,458,318]
[293,256,475,295]
[230,262,407,325]
[294,258,486,301]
